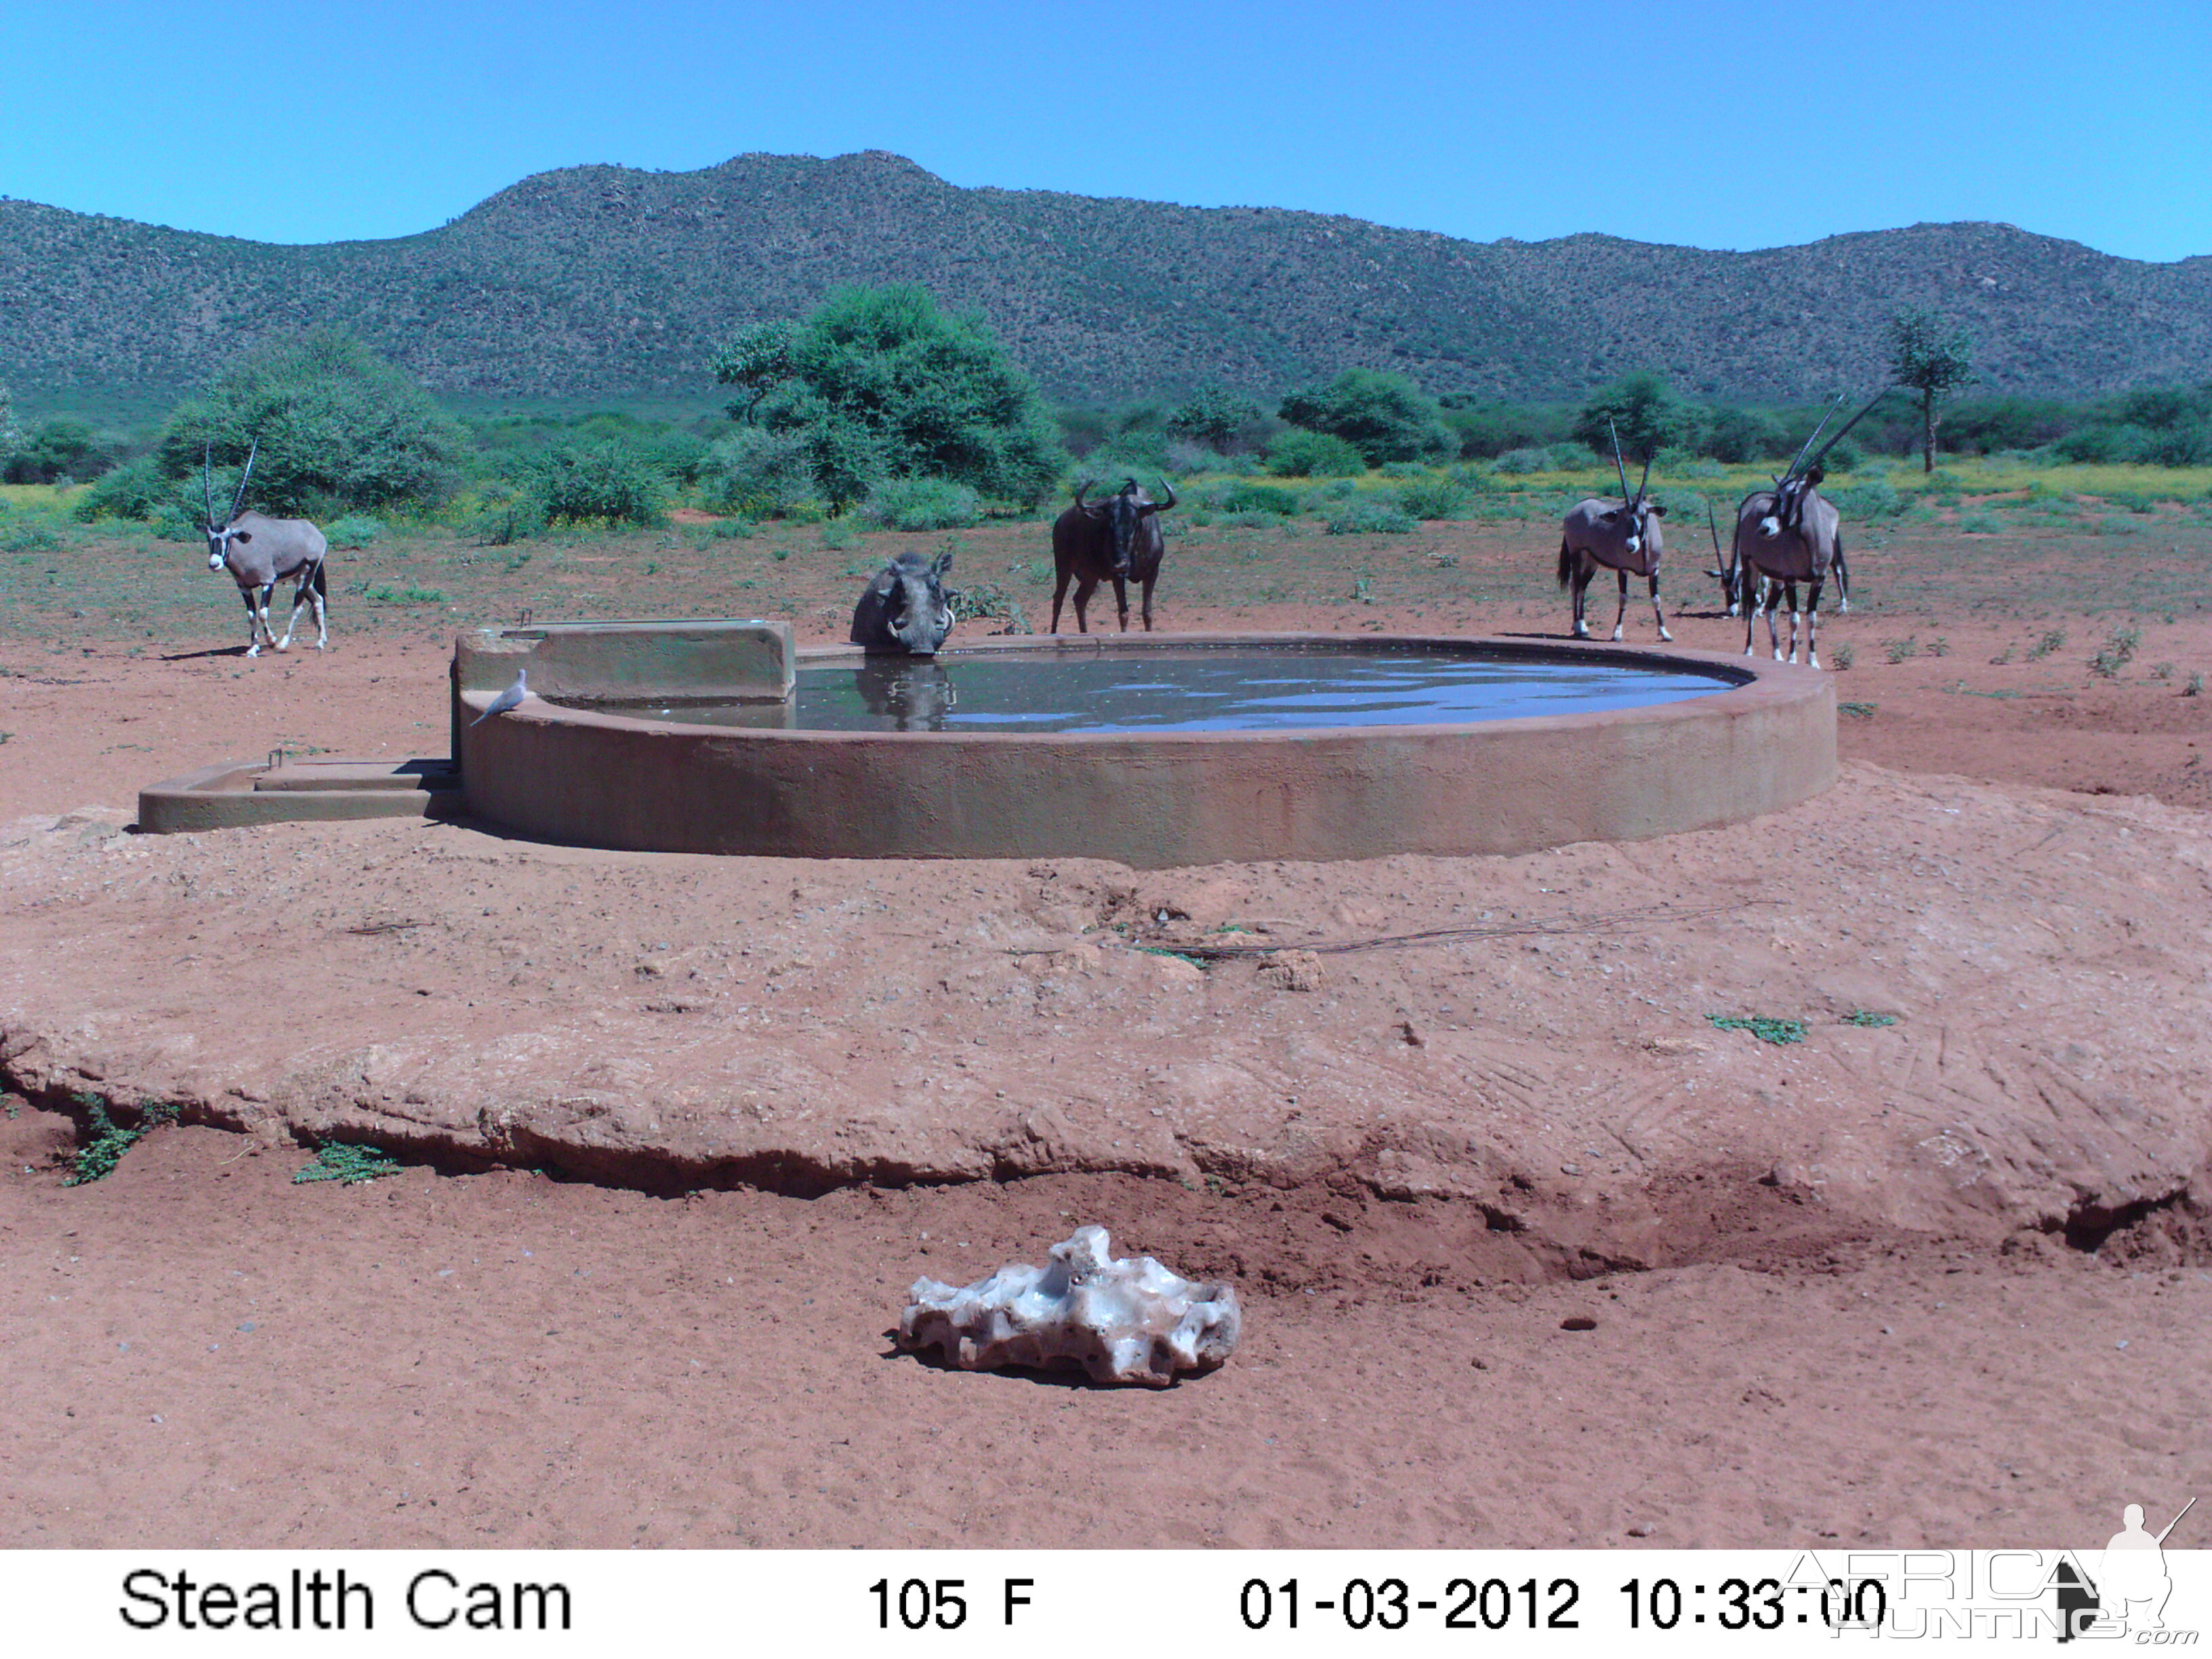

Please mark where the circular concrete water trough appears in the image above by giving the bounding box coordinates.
[453,628,1833,869]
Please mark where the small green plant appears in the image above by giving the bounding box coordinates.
[2089,625,2142,678]
[1323,499,1416,535]
[364,581,447,605]
[712,518,756,540]
[1884,637,1919,664]
[1838,700,1878,718]
[2149,661,2175,682]
[293,1143,403,1185]
[1830,643,1855,670]
[949,582,1031,633]
[1842,1010,1898,1028]
[1708,1015,1807,1045]
[62,1094,178,1186]
[2026,627,2067,661]
[1928,637,1950,657]
[1957,510,2002,535]
[819,517,857,550]
[1353,573,1374,605]
[1990,642,2015,665]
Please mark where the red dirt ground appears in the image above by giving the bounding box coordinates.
[3,518,2210,1549]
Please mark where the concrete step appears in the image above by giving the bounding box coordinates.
[254,758,457,794]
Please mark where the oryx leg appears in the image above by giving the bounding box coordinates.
[1111,574,1130,633]
[1805,577,1825,670]
[1766,580,1786,661]
[239,587,264,657]
[1570,556,1593,638]
[276,567,316,652]
[1742,568,1757,656]
[1611,567,1629,642]
[1832,538,1851,614]
[1649,570,1673,642]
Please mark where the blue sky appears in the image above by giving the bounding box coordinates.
[5,0,2207,260]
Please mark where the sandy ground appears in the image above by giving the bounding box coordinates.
[3,577,2211,1549]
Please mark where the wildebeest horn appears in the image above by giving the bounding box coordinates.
[203,443,216,527]
[1801,386,1891,475]
[229,438,259,522]
[1149,476,1176,512]
[1609,419,1632,506]
[1073,480,1090,510]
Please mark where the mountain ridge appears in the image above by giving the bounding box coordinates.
[3,150,2207,407]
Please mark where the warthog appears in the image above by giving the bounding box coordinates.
[1050,476,1176,633]
[851,548,956,655]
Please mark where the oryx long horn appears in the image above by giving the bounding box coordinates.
[1609,419,1632,505]
[229,438,259,521]
[1782,393,1846,484]
[1802,386,1892,474]
[1706,499,1723,558]
[1636,451,1653,504]
[203,443,216,527]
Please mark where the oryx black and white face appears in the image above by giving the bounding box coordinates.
[205,520,254,573]
[1757,468,1823,542]
[1599,497,1666,558]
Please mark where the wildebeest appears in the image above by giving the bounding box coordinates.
[1050,476,1176,634]
[203,442,329,657]
[1713,392,1883,667]
[1557,430,1671,642]
[850,548,956,655]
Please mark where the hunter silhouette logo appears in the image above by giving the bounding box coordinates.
[2058,1497,2195,1641]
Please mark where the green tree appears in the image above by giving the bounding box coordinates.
[1169,385,1264,451]
[710,321,795,423]
[155,329,465,512]
[1277,369,1454,465]
[720,284,1067,510]
[1572,371,1698,467]
[1887,307,1975,474]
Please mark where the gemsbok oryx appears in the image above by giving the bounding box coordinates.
[1050,476,1176,634]
[1715,392,1883,668]
[1557,424,1671,641]
[203,442,330,657]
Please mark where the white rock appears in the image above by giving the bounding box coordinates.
[899,1225,1240,1387]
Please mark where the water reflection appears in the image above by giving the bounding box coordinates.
[617,648,1736,735]
[852,660,957,733]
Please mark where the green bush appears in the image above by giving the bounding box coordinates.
[1701,406,1789,465]
[862,475,981,531]
[1574,371,1699,460]
[1828,478,1904,518]
[72,455,209,537]
[324,515,382,549]
[527,441,667,527]
[1493,446,1553,474]
[4,417,122,485]
[1168,386,1266,451]
[1265,428,1367,478]
[155,329,466,513]
[462,485,546,546]
[1393,476,1469,520]
[731,284,1069,508]
[1215,480,1303,516]
[701,425,815,518]
[1323,497,1416,535]
[1279,369,1454,464]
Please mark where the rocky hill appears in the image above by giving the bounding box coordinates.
[3,150,2207,406]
